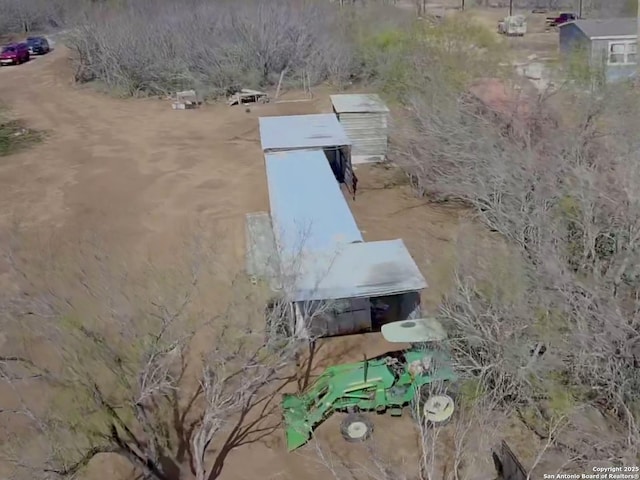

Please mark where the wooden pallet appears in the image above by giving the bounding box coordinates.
[227,89,269,106]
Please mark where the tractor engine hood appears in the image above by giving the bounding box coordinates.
[381,318,448,343]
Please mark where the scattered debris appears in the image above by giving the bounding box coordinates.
[171,89,202,110]
[227,88,269,106]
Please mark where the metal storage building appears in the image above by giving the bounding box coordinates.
[330,94,390,165]
[259,114,355,190]
[261,149,427,338]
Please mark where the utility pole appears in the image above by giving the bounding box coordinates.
[509,0,513,17]
[461,0,465,11]
[578,0,583,18]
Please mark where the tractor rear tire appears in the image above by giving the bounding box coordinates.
[340,413,373,443]
[413,384,456,427]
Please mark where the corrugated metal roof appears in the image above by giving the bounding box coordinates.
[288,239,427,302]
[564,18,637,38]
[264,149,425,302]
[265,150,363,259]
[259,114,351,152]
[331,94,390,114]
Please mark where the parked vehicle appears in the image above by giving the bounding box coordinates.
[0,43,30,66]
[498,15,527,36]
[26,36,50,55]
[546,12,577,27]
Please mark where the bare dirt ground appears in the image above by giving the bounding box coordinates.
[0,46,479,479]
[402,0,560,61]
[0,29,577,479]
[466,6,560,60]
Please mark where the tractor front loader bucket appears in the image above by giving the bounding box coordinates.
[285,423,312,451]
[282,393,313,451]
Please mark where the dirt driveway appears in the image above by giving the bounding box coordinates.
[0,47,313,261]
[0,47,471,480]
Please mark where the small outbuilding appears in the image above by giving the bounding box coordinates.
[252,149,427,338]
[559,18,637,84]
[330,94,390,165]
[258,113,355,191]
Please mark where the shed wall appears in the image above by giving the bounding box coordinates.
[306,297,372,337]
[559,23,590,60]
[336,111,389,158]
[245,211,281,288]
[591,38,637,83]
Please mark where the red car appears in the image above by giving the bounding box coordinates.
[0,43,30,66]
[546,12,578,27]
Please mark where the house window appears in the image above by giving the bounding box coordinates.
[608,41,637,65]
[627,43,637,63]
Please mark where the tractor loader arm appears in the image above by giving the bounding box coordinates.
[282,392,312,451]
[282,378,339,451]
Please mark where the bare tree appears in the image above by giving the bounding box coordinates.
[63,0,400,97]
[0,230,310,480]
[390,57,640,468]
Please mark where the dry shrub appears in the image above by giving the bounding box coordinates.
[64,0,391,97]
[0,229,308,480]
[392,60,640,470]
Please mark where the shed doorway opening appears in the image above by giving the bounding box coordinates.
[295,290,422,338]
[323,146,353,188]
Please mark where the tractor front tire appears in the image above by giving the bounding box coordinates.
[340,413,373,443]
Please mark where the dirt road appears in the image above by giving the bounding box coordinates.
[0,46,471,479]
[1,47,297,262]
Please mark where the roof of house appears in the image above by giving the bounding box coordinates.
[264,149,426,301]
[330,94,390,114]
[265,149,363,258]
[562,18,637,39]
[259,113,351,152]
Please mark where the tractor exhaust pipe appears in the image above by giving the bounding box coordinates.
[363,353,368,383]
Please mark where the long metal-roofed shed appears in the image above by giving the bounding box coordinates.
[262,149,427,338]
[265,149,363,258]
[259,114,355,192]
[330,94,390,165]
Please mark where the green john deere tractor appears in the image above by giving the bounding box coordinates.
[282,318,457,451]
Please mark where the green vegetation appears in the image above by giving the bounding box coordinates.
[456,378,485,410]
[356,15,506,102]
[0,112,41,156]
